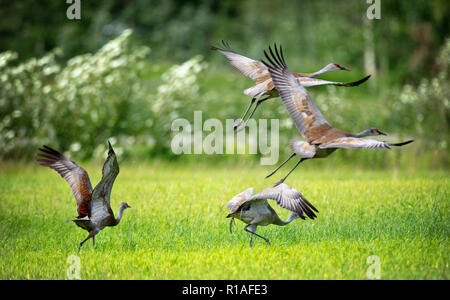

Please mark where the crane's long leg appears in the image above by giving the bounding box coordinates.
[236,96,271,132]
[92,236,95,247]
[229,217,234,234]
[233,98,256,130]
[244,225,270,248]
[78,235,91,253]
[275,157,309,186]
[78,232,95,253]
[265,153,296,179]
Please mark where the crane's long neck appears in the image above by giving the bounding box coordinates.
[274,212,300,226]
[353,129,372,138]
[294,66,332,78]
[115,205,126,224]
[308,65,335,78]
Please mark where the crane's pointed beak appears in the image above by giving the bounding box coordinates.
[341,66,351,71]
[378,130,387,136]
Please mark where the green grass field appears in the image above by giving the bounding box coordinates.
[0,162,448,280]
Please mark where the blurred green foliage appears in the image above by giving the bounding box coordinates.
[0,1,449,168]
[1,0,448,84]
[0,30,210,160]
[1,30,149,159]
[394,39,450,166]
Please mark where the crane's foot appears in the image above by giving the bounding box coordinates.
[249,237,270,248]
[77,233,93,253]
[235,123,248,133]
[232,119,243,131]
[234,118,251,132]
[234,98,257,131]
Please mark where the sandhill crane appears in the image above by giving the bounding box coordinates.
[212,41,371,131]
[227,183,318,248]
[36,142,131,252]
[262,44,413,185]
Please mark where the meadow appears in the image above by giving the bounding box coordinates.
[0,162,448,280]
[0,0,448,282]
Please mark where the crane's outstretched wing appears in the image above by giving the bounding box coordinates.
[90,142,119,221]
[36,145,92,217]
[262,44,331,141]
[212,40,269,83]
[249,183,318,220]
[226,187,254,213]
[298,75,371,88]
[318,137,414,150]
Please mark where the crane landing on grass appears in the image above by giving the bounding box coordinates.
[227,183,318,248]
[36,141,131,252]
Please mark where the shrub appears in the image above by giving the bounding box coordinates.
[393,39,450,167]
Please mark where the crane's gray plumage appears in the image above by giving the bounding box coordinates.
[89,142,120,223]
[227,183,318,247]
[212,40,370,131]
[318,137,413,149]
[37,141,131,252]
[262,44,413,185]
[262,44,330,139]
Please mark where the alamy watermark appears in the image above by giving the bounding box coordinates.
[170,111,279,165]
[66,0,81,20]
[366,255,381,279]
[67,255,81,279]
[366,0,381,20]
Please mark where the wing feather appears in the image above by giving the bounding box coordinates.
[36,145,92,217]
[226,187,254,213]
[249,183,318,220]
[318,137,392,149]
[262,44,330,141]
[212,41,269,82]
[319,137,414,150]
[297,75,371,88]
[90,142,119,221]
